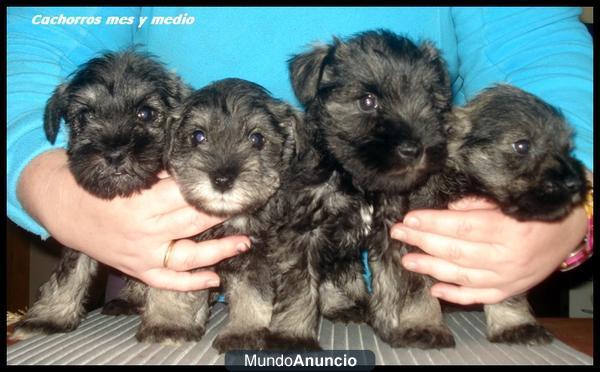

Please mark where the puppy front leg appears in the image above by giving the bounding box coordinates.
[485,294,553,345]
[266,247,321,351]
[319,261,369,323]
[102,278,147,316]
[212,270,273,353]
[368,236,454,349]
[367,239,403,340]
[136,287,209,344]
[393,267,455,349]
[12,249,98,339]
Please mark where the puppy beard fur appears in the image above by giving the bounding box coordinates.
[67,144,163,199]
[172,164,281,218]
[324,121,447,194]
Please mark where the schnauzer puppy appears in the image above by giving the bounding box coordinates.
[411,84,588,345]
[107,77,371,352]
[289,29,455,349]
[12,50,189,339]
[113,78,305,348]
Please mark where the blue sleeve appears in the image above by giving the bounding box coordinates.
[451,7,593,171]
[7,7,139,237]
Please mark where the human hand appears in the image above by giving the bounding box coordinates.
[18,149,250,291]
[390,197,588,305]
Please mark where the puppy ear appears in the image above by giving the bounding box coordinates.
[444,107,472,159]
[445,107,472,140]
[43,83,69,144]
[164,72,193,109]
[288,43,333,107]
[163,106,184,170]
[419,41,452,113]
[267,100,308,161]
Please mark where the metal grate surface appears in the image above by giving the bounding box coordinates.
[7,304,593,365]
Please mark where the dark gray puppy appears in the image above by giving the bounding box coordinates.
[289,29,455,349]
[111,78,304,347]
[106,78,371,352]
[12,50,189,339]
[411,84,588,345]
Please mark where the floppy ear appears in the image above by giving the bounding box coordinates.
[267,99,308,162]
[288,43,334,107]
[445,107,472,140]
[162,107,184,171]
[164,72,193,109]
[43,83,69,144]
[419,41,452,113]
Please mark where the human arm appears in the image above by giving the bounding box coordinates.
[17,149,250,291]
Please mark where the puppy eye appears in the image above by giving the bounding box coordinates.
[191,130,207,146]
[358,93,379,112]
[249,132,265,150]
[80,110,94,122]
[512,139,530,155]
[136,106,155,122]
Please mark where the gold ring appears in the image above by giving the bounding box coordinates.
[163,240,176,269]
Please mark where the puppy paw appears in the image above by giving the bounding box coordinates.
[212,328,269,353]
[324,304,367,324]
[11,317,80,340]
[380,326,455,349]
[101,299,140,316]
[136,323,205,345]
[488,323,553,346]
[264,332,322,351]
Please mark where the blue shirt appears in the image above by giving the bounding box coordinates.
[7,6,593,238]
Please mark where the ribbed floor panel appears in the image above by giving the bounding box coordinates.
[7,304,593,365]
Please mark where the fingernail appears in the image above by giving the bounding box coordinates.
[403,260,417,270]
[236,242,251,253]
[404,216,420,228]
[206,279,220,287]
[390,228,406,240]
[431,289,443,298]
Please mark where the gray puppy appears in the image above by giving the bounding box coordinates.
[106,77,371,352]
[108,78,304,348]
[411,84,588,345]
[288,30,455,349]
[12,50,189,339]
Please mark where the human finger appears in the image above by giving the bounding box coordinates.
[400,252,501,288]
[157,170,170,179]
[429,282,508,305]
[142,268,221,292]
[448,196,499,211]
[398,209,508,244]
[159,236,251,272]
[391,225,501,269]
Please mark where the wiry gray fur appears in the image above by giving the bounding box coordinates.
[104,78,371,351]
[288,29,455,349]
[12,50,190,340]
[411,84,588,345]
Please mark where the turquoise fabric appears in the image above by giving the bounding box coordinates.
[7,7,593,238]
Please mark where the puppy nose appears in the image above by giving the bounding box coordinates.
[564,177,583,193]
[396,141,423,160]
[210,167,238,193]
[212,176,234,192]
[106,150,125,165]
